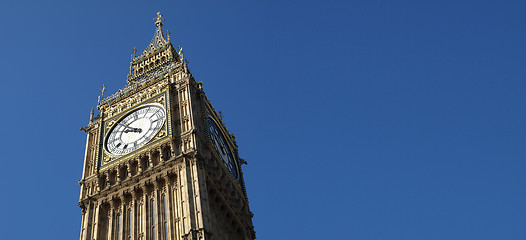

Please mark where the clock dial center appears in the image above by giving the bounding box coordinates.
[120,118,151,144]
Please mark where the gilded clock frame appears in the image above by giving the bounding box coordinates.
[99,89,173,170]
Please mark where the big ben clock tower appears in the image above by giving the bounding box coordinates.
[78,13,255,240]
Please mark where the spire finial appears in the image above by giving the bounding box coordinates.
[90,108,95,122]
[100,85,106,98]
[154,12,164,27]
[130,47,137,76]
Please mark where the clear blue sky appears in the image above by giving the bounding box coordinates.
[0,1,525,239]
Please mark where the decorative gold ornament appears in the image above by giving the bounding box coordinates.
[157,130,166,138]
[104,155,113,164]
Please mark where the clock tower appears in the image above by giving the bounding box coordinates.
[78,13,255,240]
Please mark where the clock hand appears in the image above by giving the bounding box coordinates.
[116,122,142,133]
[116,122,134,130]
[117,122,141,131]
[123,128,142,133]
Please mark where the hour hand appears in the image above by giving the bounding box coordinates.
[117,122,142,133]
[124,127,142,133]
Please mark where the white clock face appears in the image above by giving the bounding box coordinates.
[208,116,238,180]
[105,105,166,155]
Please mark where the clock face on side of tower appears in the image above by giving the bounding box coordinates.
[207,116,239,180]
[105,104,166,156]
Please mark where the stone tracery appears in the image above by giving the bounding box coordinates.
[78,12,255,240]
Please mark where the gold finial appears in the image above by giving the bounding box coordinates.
[166,30,170,41]
[100,84,106,98]
[132,47,137,59]
[178,46,184,61]
[154,12,164,27]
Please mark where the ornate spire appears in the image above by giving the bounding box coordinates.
[100,12,183,107]
[136,12,170,58]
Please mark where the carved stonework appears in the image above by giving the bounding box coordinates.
[78,12,255,240]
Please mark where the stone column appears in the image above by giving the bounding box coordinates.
[127,163,132,178]
[92,201,101,240]
[193,159,211,234]
[153,181,160,240]
[96,178,102,192]
[130,191,137,240]
[170,141,176,159]
[106,174,111,188]
[164,174,174,240]
[136,157,142,174]
[81,131,91,180]
[117,167,122,183]
[140,185,147,240]
[79,205,87,240]
[107,200,115,240]
[178,163,192,237]
[148,152,154,168]
[119,195,126,240]
[175,177,182,240]
[159,148,165,163]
